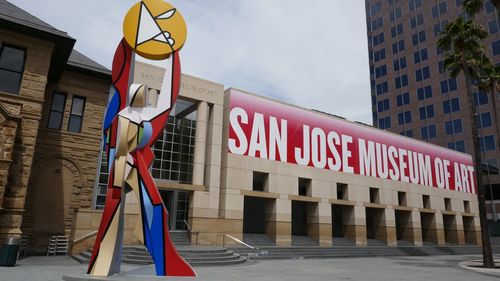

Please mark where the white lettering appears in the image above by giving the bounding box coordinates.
[228,107,248,155]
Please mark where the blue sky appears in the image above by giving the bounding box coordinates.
[9,0,372,124]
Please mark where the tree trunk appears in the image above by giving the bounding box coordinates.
[495,1,500,28]
[464,67,495,268]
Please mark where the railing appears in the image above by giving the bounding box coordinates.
[183,220,198,245]
[73,230,98,244]
[222,234,258,250]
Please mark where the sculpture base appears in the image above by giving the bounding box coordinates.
[63,265,195,281]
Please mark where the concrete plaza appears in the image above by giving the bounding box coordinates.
[1,255,500,281]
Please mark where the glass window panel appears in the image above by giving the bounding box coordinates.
[48,112,63,129]
[0,46,25,72]
[71,97,85,116]
[52,93,66,112]
[0,69,22,94]
[68,115,83,132]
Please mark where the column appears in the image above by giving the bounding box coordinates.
[455,214,466,245]
[267,198,291,246]
[308,202,332,246]
[344,205,367,246]
[435,212,446,246]
[381,208,397,246]
[410,210,423,246]
[192,101,209,186]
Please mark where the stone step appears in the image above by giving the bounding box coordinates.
[73,247,246,267]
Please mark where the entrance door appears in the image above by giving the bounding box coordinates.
[159,190,190,230]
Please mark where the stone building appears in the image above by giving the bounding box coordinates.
[0,0,111,253]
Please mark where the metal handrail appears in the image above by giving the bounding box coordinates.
[73,230,98,244]
[222,234,258,250]
[183,220,193,234]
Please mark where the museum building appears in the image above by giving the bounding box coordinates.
[0,0,482,255]
[71,62,482,253]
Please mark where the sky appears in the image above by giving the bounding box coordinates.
[8,0,372,124]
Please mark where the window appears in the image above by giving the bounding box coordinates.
[398,111,412,125]
[464,200,470,213]
[398,191,407,206]
[390,7,402,21]
[393,57,407,71]
[434,20,448,36]
[443,97,460,113]
[68,96,86,133]
[337,183,348,200]
[419,105,434,120]
[456,0,463,6]
[373,32,385,46]
[371,17,384,31]
[440,78,458,93]
[0,45,26,95]
[150,99,198,183]
[486,0,495,13]
[422,194,431,209]
[391,23,403,37]
[298,178,311,196]
[437,2,447,17]
[377,99,390,112]
[392,40,405,54]
[444,198,452,211]
[253,171,268,192]
[489,20,499,34]
[409,0,423,11]
[400,130,413,137]
[371,2,382,15]
[477,112,492,128]
[445,119,463,135]
[410,13,424,28]
[448,140,465,153]
[492,40,500,56]
[415,66,430,82]
[374,49,386,62]
[376,81,389,95]
[417,85,432,100]
[473,91,488,105]
[438,61,446,73]
[484,159,499,175]
[479,135,496,152]
[412,31,426,46]
[396,92,410,106]
[47,92,67,130]
[375,65,388,78]
[369,187,380,203]
[421,125,437,140]
[413,48,428,63]
[378,116,391,129]
[395,74,408,89]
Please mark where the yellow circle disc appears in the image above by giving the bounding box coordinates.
[123,0,187,60]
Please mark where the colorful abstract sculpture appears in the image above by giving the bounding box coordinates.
[87,0,194,277]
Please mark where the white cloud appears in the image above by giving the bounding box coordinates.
[8,0,372,124]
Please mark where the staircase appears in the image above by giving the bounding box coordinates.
[169,230,191,246]
[230,241,500,261]
[73,246,247,266]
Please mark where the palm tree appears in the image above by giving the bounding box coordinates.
[463,0,483,16]
[464,0,500,23]
[437,18,494,268]
[477,61,500,157]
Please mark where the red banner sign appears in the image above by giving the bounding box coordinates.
[227,90,476,194]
